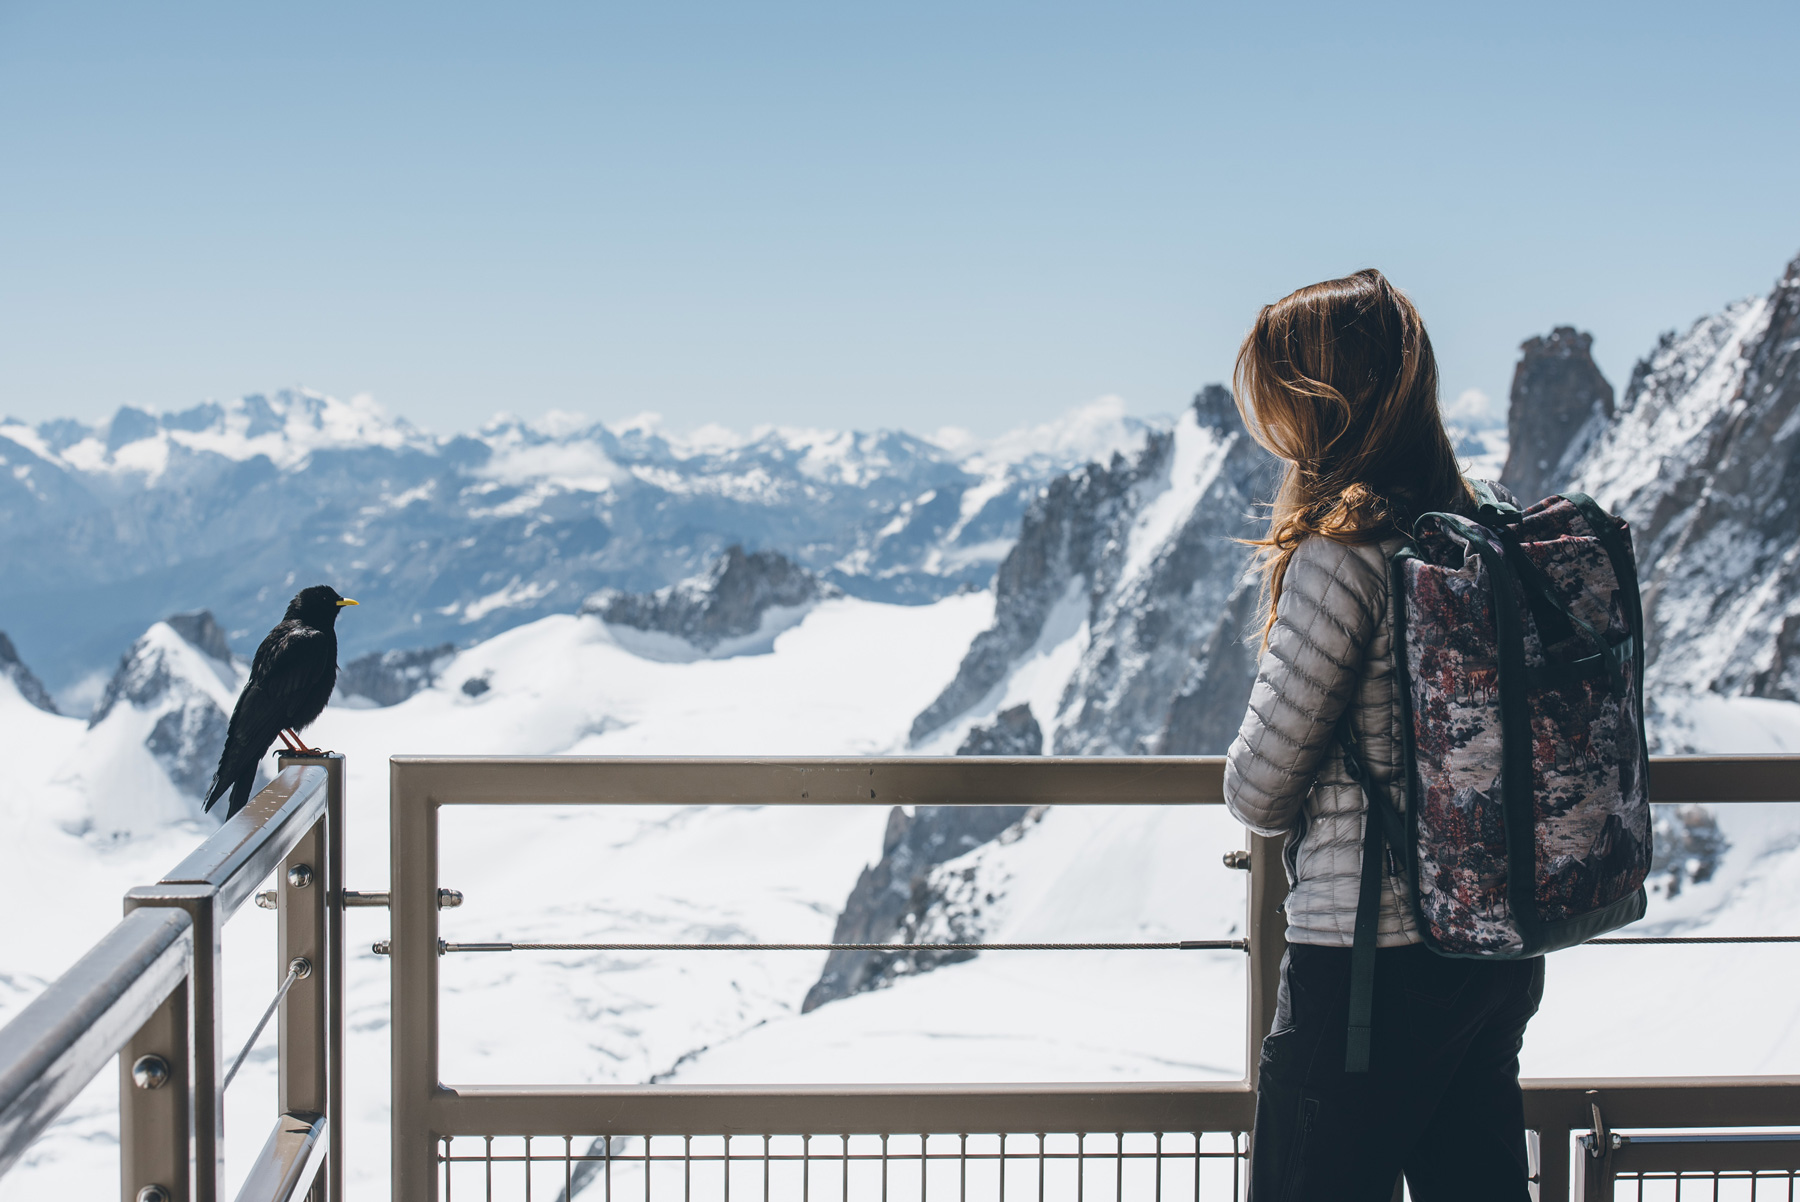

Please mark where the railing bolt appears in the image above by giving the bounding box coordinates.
[130,1054,170,1090]
[136,1186,172,1202]
[438,887,464,909]
[287,863,315,889]
[290,956,313,980]
[254,889,278,910]
[1222,850,1251,870]
[373,940,392,956]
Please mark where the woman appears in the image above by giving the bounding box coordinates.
[1224,269,1542,1201]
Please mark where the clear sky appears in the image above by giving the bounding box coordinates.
[1,1,1796,437]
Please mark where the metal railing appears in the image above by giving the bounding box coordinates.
[388,755,1800,1202]
[0,752,345,1202]
[3,752,1798,1199]
[388,757,1277,1201]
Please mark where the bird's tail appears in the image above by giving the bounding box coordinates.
[226,774,255,819]
[203,771,228,813]
[204,770,255,817]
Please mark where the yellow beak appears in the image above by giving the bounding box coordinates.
[336,598,359,607]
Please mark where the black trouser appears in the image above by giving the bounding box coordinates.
[1249,942,1545,1202]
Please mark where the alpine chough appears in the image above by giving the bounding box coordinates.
[204,584,359,817]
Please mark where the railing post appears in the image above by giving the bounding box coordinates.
[117,962,191,1202]
[278,752,346,1202]
[1245,832,1287,1092]
[390,759,441,1202]
[126,885,224,1202]
[275,757,331,1200]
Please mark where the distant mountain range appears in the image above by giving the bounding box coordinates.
[0,393,1155,699]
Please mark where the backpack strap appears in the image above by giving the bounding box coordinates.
[1339,723,1407,1074]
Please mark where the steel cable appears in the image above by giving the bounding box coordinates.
[222,958,306,1090]
[1587,934,1800,945]
[436,938,1248,953]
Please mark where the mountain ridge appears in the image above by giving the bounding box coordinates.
[0,393,1158,701]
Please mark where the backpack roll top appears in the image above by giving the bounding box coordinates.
[1393,490,1652,960]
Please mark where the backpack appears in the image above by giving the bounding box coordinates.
[1339,481,1652,1072]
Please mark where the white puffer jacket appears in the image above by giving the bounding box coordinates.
[1224,533,1420,948]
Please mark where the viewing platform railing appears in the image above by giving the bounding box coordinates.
[0,752,344,1202]
[0,752,1797,1200]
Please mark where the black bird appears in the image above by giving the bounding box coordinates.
[204,585,359,817]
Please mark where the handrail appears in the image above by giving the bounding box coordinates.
[232,1112,328,1202]
[160,765,328,917]
[390,752,1800,807]
[1645,756,1800,802]
[388,754,1220,806]
[0,759,341,1202]
[0,907,191,1177]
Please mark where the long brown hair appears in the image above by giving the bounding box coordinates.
[1234,268,1472,645]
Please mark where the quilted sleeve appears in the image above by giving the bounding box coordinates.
[1224,536,1385,836]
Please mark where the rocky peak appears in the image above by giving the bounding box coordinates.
[1501,326,1614,503]
[1191,382,1239,429]
[90,611,234,727]
[336,643,458,707]
[84,614,244,806]
[0,632,58,713]
[164,611,234,665]
[583,546,830,654]
[106,406,160,452]
[956,704,1043,755]
[800,803,1039,1013]
[1558,249,1800,703]
[909,432,1173,744]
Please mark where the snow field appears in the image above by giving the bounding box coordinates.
[0,591,998,1199]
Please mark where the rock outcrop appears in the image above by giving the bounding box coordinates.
[1650,804,1729,898]
[911,385,1278,755]
[164,611,234,665]
[956,704,1043,755]
[1156,573,1263,753]
[1056,387,1277,753]
[907,439,1169,744]
[583,546,832,656]
[800,804,1040,1012]
[0,632,59,713]
[336,644,457,707]
[1501,327,1614,503]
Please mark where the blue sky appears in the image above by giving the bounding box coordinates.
[1,1,1796,437]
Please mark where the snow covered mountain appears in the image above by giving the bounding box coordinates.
[908,384,1278,756]
[0,393,1155,704]
[1500,251,1800,748]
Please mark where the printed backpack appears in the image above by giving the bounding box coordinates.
[1339,481,1652,1072]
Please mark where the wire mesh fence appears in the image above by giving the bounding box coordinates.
[1598,1131,1800,1200]
[1610,1169,1798,1200]
[438,1131,1248,1202]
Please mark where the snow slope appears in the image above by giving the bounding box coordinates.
[0,590,996,1200]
